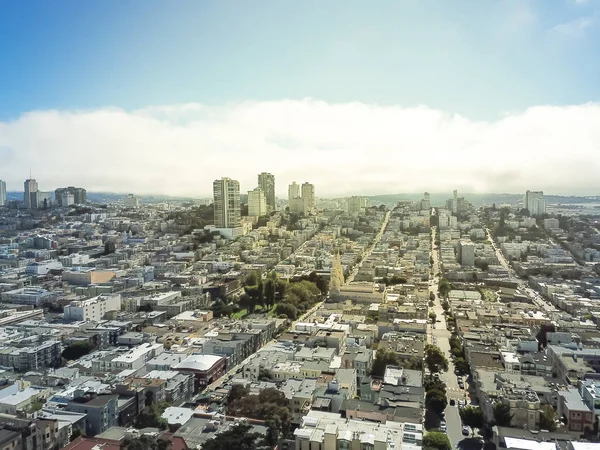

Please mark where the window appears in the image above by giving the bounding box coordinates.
[338,441,350,450]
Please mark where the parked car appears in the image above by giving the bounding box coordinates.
[449,399,456,406]
[462,425,470,436]
[440,422,447,432]
[458,399,465,408]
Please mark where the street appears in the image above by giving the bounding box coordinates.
[429,224,475,448]
[346,210,390,284]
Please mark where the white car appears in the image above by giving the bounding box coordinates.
[440,422,447,432]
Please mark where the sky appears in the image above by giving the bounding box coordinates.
[1,0,599,197]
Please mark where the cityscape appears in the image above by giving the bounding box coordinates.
[1,174,600,450]
[2,1,600,450]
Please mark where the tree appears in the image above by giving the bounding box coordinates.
[264,279,276,309]
[539,404,557,431]
[459,406,484,433]
[104,240,116,255]
[425,344,448,373]
[227,384,250,404]
[425,389,447,414]
[493,403,514,427]
[429,312,437,323]
[201,424,267,450]
[453,357,470,375]
[422,431,451,450]
[245,271,260,287]
[274,303,298,320]
[424,376,446,394]
[438,279,452,298]
[61,342,94,361]
[371,347,400,377]
[441,300,450,312]
[536,324,556,349]
[134,402,169,430]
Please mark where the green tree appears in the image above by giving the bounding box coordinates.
[104,240,116,255]
[371,347,400,377]
[227,384,250,404]
[539,404,557,431]
[536,324,556,349]
[438,279,452,298]
[453,357,470,375]
[192,424,269,450]
[61,342,94,361]
[493,403,514,427]
[459,406,484,433]
[134,402,169,430]
[425,344,449,373]
[264,279,276,309]
[425,389,447,414]
[274,303,298,320]
[228,388,291,440]
[245,271,260,287]
[424,376,446,394]
[422,431,451,450]
[441,300,450,312]
[429,312,437,323]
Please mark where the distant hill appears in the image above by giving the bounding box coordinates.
[365,193,600,207]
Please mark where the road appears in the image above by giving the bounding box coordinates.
[346,210,391,284]
[485,227,557,313]
[429,225,472,448]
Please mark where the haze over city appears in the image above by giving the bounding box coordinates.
[1,0,600,196]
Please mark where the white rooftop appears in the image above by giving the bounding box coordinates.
[173,354,223,371]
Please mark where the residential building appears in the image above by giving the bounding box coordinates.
[0,180,6,206]
[347,196,367,214]
[458,240,475,267]
[62,268,116,286]
[213,177,241,228]
[288,182,300,203]
[173,354,227,392]
[0,287,56,306]
[258,172,275,212]
[123,194,140,209]
[65,394,118,436]
[64,294,121,322]
[248,187,267,218]
[301,182,315,213]
[558,388,593,432]
[55,187,87,206]
[524,190,546,216]
[24,178,38,209]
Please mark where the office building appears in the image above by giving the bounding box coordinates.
[301,182,315,211]
[457,240,475,267]
[55,187,87,206]
[64,294,122,322]
[248,187,267,218]
[452,190,458,214]
[524,190,546,216]
[24,178,38,209]
[213,177,241,228]
[289,181,315,215]
[347,196,367,214]
[0,180,6,206]
[257,172,275,212]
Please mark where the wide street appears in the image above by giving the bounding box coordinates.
[429,223,477,449]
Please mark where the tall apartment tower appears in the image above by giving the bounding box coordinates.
[524,190,546,217]
[451,190,458,214]
[213,177,241,228]
[24,178,38,209]
[0,180,6,206]
[457,240,475,267]
[288,182,300,203]
[55,187,87,206]
[257,172,276,212]
[348,196,367,214]
[248,187,267,217]
[301,182,315,211]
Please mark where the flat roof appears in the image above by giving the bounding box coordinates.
[173,354,224,372]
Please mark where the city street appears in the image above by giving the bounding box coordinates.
[429,224,472,448]
[346,210,390,284]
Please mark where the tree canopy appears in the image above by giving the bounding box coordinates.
[493,403,514,427]
[459,406,484,432]
[201,424,270,450]
[371,347,400,377]
[61,342,94,361]
[425,345,449,373]
[539,404,557,431]
[425,389,447,415]
[423,432,451,450]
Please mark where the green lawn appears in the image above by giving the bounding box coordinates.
[231,308,248,319]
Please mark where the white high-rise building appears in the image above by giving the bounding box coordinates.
[248,187,267,217]
[457,240,475,266]
[124,194,140,209]
[0,180,6,206]
[451,190,458,214]
[24,178,38,209]
[61,193,75,207]
[524,190,546,216]
[258,172,276,212]
[213,177,241,228]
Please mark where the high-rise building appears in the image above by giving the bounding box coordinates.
[524,190,546,217]
[213,177,241,228]
[419,192,431,212]
[288,182,300,203]
[24,178,38,209]
[257,172,276,212]
[124,194,140,209]
[0,180,6,206]
[451,190,458,214]
[457,240,475,267]
[301,182,315,212]
[348,196,367,214]
[248,187,267,217]
[55,187,87,206]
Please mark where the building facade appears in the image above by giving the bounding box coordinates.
[257,172,275,212]
[24,179,38,209]
[0,180,6,206]
[248,187,267,218]
[55,187,87,206]
[213,177,241,228]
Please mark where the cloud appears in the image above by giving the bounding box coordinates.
[551,16,595,37]
[1,100,600,197]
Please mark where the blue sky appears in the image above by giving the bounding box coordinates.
[1,1,600,196]
[1,0,599,120]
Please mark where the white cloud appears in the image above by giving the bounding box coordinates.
[551,16,595,37]
[1,100,600,197]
